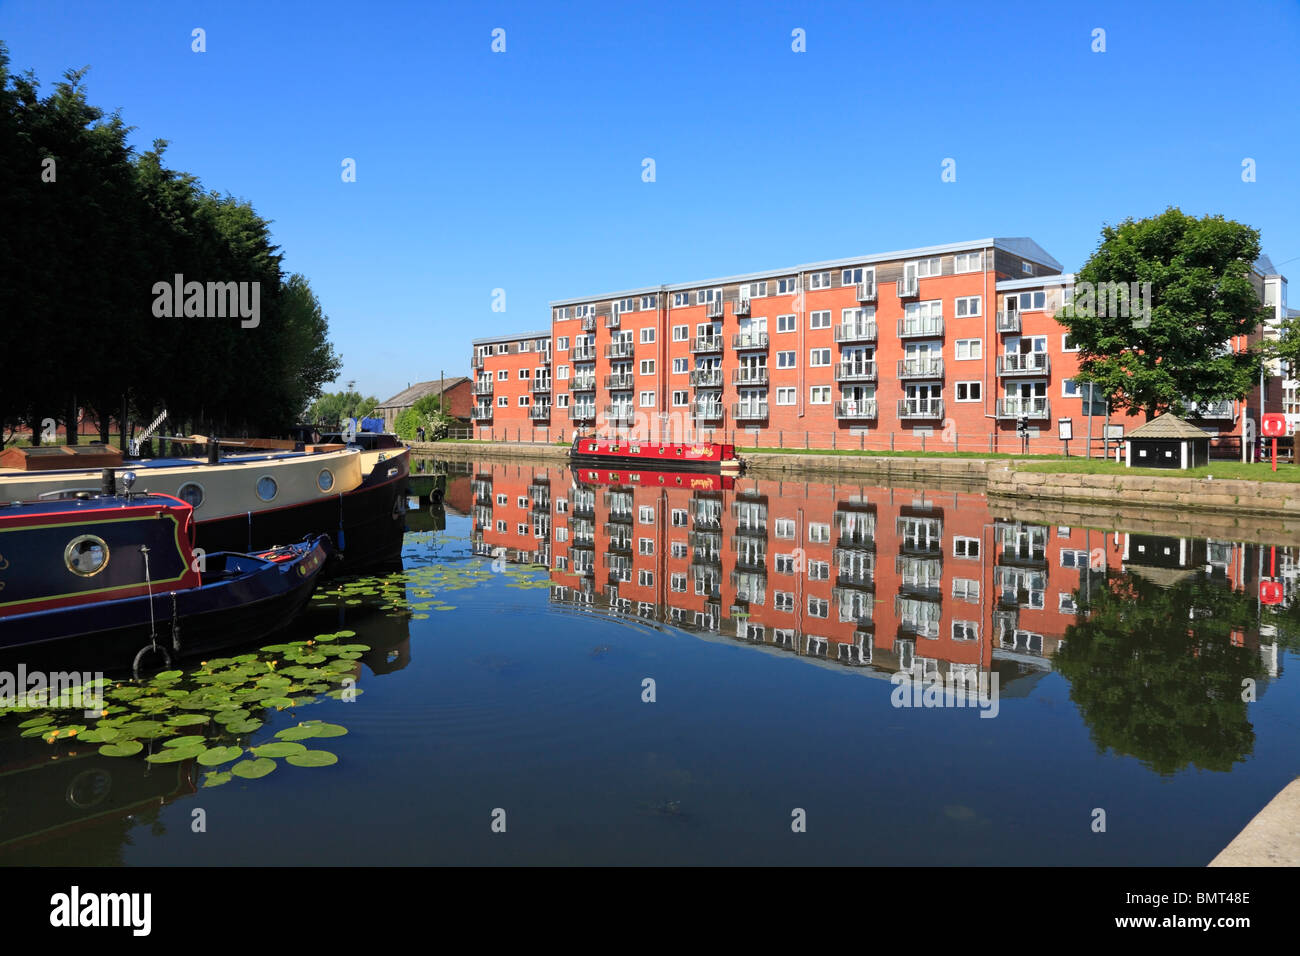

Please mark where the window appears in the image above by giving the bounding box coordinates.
[672,292,690,307]
[640,295,657,310]
[842,266,873,285]
[777,314,797,333]
[639,391,656,407]
[639,506,655,524]
[774,591,794,612]
[953,536,980,558]
[810,386,831,404]
[613,297,634,314]
[955,296,981,317]
[1063,379,1081,398]
[557,365,570,380]
[955,381,981,402]
[516,523,527,536]
[1062,334,1079,352]
[696,288,721,305]
[777,351,797,369]
[671,358,687,375]
[670,541,688,559]
[554,307,570,321]
[952,621,979,641]
[916,257,942,277]
[639,359,655,375]
[1061,549,1090,568]
[954,252,983,273]
[955,339,982,360]
[639,537,654,555]
[1017,291,1047,310]
[810,310,831,329]
[1059,593,1077,614]
[638,569,654,587]
[774,518,795,539]
[497,395,508,406]
[517,496,528,508]
[776,387,796,405]
[809,272,831,289]
[672,325,688,341]
[808,597,829,618]
[774,553,795,574]
[496,520,506,532]
[518,395,530,406]
[809,349,831,367]
[671,509,688,527]
[672,390,689,407]
[557,336,569,351]
[777,277,799,295]
[497,369,508,380]
[557,394,569,408]
[808,561,829,580]
[952,578,980,602]
[808,522,830,543]
[1022,262,1033,274]
[670,573,686,592]
[640,328,655,344]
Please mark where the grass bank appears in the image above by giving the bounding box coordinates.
[1017,459,1300,483]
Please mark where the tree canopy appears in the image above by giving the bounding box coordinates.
[1059,208,1268,421]
[0,44,341,445]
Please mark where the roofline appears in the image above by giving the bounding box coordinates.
[548,237,1063,307]
[996,273,1076,292]
[470,330,552,346]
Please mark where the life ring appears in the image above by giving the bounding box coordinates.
[657,475,664,484]
[132,643,172,679]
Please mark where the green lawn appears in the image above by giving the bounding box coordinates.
[740,446,1068,460]
[1018,459,1300,483]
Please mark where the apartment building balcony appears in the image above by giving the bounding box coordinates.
[472,354,483,369]
[532,378,551,394]
[732,402,768,420]
[605,312,621,329]
[571,344,596,361]
[605,341,634,359]
[581,316,596,332]
[834,360,877,382]
[529,405,551,420]
[604,372,634,390]
[1188,400,1235,419]
[706,300,724,319]
[472,378,494,396]
[857,280,877,303]
[834,320,877,343]
[732,331,768,350]
[996,311,1020,333]
[897,278,920,299]
[835,399,878,419]
[998,353,1050,376]
[733,367,769,385]
[604,405,636,424]
[734,296,751,317]
[730,545,767,572]
[691,335,723,354]
[896,399,944,419]
[689,368,724,387]
[897,317,943,338]
[693,403,723,422]
[995,397,1050,419]
[570,375,596,391]
[569,405,596,422]
[897,357,944,379]
[471,404,493,420]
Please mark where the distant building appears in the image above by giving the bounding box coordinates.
[376,377,472,431]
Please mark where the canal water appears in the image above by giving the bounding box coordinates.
[2,457,1298,865]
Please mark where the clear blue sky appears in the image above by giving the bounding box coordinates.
[4,0,1298,401]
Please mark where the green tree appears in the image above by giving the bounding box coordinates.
[306,390,378,425]
[1060,208,1268,421]
[393,393,451,441]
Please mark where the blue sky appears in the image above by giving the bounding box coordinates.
[4,0,1298,401]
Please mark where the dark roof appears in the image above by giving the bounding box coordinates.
[377,377,470,409]
[1127,413,1211,441]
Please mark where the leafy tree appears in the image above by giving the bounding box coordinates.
[394,393,451,441]
[1060,208,1268,421]
[306,390,378,425]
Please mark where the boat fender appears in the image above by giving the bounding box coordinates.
[675,476,683,485]
[170,592,182,654]
[132,643,172,680]
[657,475,664,485]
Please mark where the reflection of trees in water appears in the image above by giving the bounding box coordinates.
[1055,570,1265,775]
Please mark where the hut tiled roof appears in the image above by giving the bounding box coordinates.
[377,377,470,409]
[1126,413,1210,441]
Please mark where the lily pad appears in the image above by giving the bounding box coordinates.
[250,741,307,758]
[146,744,205,763]
[286,750,338,768]
[163,734,207,748]
[99,740,144,757]
[231,757,277,779]
[167,714,210,727]
[197,746,244,767]
[202,771,233,787]
[223,718,263,734]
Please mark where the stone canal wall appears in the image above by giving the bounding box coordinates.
[409,440,568,463]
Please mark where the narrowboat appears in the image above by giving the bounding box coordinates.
[570,465,735,492]
[0,491,328,669]
[569,436,742,475]
[0,437,408,574]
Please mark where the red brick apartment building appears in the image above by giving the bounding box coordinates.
[464,462,1275,682]
[471,238,1288,454]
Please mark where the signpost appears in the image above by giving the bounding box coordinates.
[1057,417,1073,457]
[1261,413,1287,473]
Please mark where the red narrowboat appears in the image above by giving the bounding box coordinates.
[569,437,742,475]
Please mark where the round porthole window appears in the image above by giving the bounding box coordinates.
[256,476,278,501]
[177,482,204,509]
[318,469,334,492]
[65,535,109,576]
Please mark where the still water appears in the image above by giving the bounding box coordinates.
[2,457,1299,865]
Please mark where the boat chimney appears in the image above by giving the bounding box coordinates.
[207,440,220,465]
[100,467,116,497]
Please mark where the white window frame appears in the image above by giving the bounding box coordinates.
[776,387,796,405]
[955,339,982,360]
[954,381,982,402]
[809,385,831,404]
[809,348,831,367]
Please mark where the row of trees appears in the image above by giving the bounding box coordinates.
[0,44,341,446]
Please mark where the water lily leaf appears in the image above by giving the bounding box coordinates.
[231,757,277,779]
[167,714,210,727]
[78,727,120,743]
[151,670,184,683]
[114,720,169,739]
[202,771,233,788]
[198,746,243,767]
[212,709,250,724]
[224,719,263,734]
[146,744,205,763]
[335,630,356,638]
[259,643,294,653]
[251,741,307,758]
[335,652,362,661]
[99,740,144,757]
[286,750,338,767]
[263,697,294,710]
[164,734,207,748]
[17,716,55,729]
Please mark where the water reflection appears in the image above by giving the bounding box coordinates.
[454,458,1291,773]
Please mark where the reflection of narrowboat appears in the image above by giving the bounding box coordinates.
[0,492,328,667]
[0,438,408,575]
[569,436,741,475]
[571,466,735,492]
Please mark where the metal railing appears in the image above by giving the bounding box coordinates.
[706,300,724,318]
[528,405,551,420]
[834,360,877,382]
[835,400,878,419]
[897,317,943,338]
[689,368,724,387]
[995,397,1050,419]
[732,331,769,349]
[734,296,751,316]
[733,367,769,385]
[693,404,723,421]
[732,402,769,419]
[691,335,723,353]
[605,313,620,328]
[581,316,595,332]
[568,406,596,421]
[570,375,596,390]
[834,320,877,343]
[897,357,944,379]
[473,379,494,395]
[996,311,1020,333]
[532,379,552,393]
[857,280,876,302]
[604,373,634,390]
[897,278,919,298]
[605,341,634,359]
[571,344,597,361]
[471,405,493,420]
[896,399,943,419]
[998,352,1050,376]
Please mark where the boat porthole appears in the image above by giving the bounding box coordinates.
[318,469,334,492]
[65,535,109,577]
[177,481,204,509]
[66,769,112,809]
[256,476,278,501]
